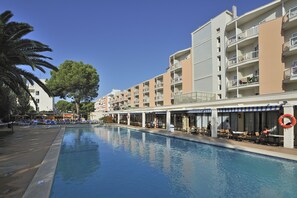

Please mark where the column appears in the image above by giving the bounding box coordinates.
[211,108,218,138]
[166,110,171,131]
[117,113,120,124]
[283,104,294,148]
[142,112,146,128]
[127,113,130,126]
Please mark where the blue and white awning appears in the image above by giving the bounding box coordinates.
[187,109,212,114]
[218,105,280,113]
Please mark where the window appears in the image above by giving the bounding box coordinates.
[36,99,40,103]
[216,28,220,33]
[36,91,39,95]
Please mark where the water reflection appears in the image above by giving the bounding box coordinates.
[93,126,297,198]
[56,128,100,182]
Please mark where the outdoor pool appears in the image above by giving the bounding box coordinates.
[50,126,297,198]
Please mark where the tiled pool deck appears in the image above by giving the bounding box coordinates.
[1,124,297,197]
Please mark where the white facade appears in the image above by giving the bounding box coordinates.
[192,11,233,99]
[28,79,54,112]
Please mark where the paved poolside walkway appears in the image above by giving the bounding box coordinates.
[1,124,297,197]
[0,126,60,198]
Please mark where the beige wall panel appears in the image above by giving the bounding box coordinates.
[139,83,143,107]
[149,79,155,107]
[259,18,284,94]
[130,88,134,105]
[182,55,193,94]
[163,72,171,106]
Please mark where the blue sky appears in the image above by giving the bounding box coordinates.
[2,0,272,100]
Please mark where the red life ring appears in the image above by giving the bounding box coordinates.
[278,114,296,128]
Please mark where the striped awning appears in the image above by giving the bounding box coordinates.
[187,109,212,114]
[218,105,280,113]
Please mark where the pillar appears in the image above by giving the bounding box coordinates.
[166,110,171,131]
[142,112,146,128]
[283,104,294,148]
[127,113,130,126]
[211,108,218,138]
[117,113,120,124]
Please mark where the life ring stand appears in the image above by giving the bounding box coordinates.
[278,114,296,128]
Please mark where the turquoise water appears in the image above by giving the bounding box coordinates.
[50,127,297,198]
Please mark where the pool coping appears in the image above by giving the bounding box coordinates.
[22,127,65,198]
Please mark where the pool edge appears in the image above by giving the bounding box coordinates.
[22,127,65,198]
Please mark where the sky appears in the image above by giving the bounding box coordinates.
[1,0,273,100]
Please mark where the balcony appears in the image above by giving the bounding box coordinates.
[134,99,139,104]
[228,75,259,89]
[171,76,182,84]
[143,87,149,93]
[238,26,258,41]
[283,36,297,56]
[283,6,297,30]
[171,91,182,98]
[284,66,297,82]
[171,62,182,70]
[143,98,150,103]
[238,51,259,64]
[127,93,131,97]
[227,57,237,67]
[155,95,163,101]
[155,82,163,89]
[134,90,139,96]
[227,35,236,46]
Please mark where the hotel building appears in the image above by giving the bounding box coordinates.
[98,0,297,148]
[28,79,54,112]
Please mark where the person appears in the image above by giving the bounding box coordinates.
[257,126,270,144]
[262,127,270,136]
[207,121,211,132]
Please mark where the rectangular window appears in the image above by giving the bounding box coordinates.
[36,99,40,103]
[36,91,39,95]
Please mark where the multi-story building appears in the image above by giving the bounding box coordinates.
[28,79,54,112]
[106,48,192,110]
[98,0,297,148]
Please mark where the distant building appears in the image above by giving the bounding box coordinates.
[91,89,121,120]
[28,79,54,112]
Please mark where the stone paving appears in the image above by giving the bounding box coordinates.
[0,126,60,198]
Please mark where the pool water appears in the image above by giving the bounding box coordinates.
[50,127,297,198]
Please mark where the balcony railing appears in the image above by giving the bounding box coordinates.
[171,62,182,70]
[171,76,182,84]
[238,26,258,41]
[134,90,139,96]
[171,91,182,98]
[289,6,297,19]
[228,57,237,66]
[238,51,259,63]
[155,95,163,101]
[134,99,139,104]
[284,66,297,80]
[283,36,297,52]
[143,98,149,103]
[155,83,163,89]
[143,87,149,93]
[227,35,236,45]
[228,75,259,88]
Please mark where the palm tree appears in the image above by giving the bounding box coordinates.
[0,10,58,107]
